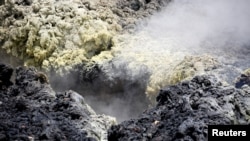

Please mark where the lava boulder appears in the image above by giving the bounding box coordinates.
[108,75,250,141]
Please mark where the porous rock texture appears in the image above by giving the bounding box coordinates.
[108,75,250,141]
[146,54,221,102]
[0,63,116,141]
[0,0,117,74]
[0,0,171,74]
[114,0,171,32]
[169,55,220,85]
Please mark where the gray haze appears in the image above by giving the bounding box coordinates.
[2,0,250,122]
[104,0,250,89]
[145,0,250,58]
[98,0,250,120]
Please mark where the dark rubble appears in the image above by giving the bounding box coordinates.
[108,75,250,141]
[0,63,115,141]
[113,0,172,32]
[1,63,250,141]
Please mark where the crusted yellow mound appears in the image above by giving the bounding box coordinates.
[243,68,250,76]
[169,55,220,84]
[0,0,120,74]
[102,31,221,102]
[145,55,220,102]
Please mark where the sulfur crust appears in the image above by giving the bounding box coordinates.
[243,68,250,76]
[169,55,220,84]
[145,55,220,102]
[0,0,120,74]
[109,32,221,102]
[0,0,226,105]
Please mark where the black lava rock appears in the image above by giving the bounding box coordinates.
[108,75,250,141]
[0,63,13,89]
[0,64,114,141]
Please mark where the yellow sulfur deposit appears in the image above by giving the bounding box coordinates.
[143,55,220,102]
[243,68,250,76]
[105,31,222,102]
[0,0,120,74]
[169,55,220,85]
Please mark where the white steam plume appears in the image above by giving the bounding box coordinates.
[101,0,250,101]
[145,0,250,54]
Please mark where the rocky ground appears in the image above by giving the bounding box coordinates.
[1,0,250,141]
[1,63,249,141]
[108,75,250,141]
[0,0,171,73]
[0,0,177,123]
[0,63,115,141]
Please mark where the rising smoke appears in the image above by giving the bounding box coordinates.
[102,0,250,94]
[2,0,250,122]
[96,0,250,120]
[145,0,250,55]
